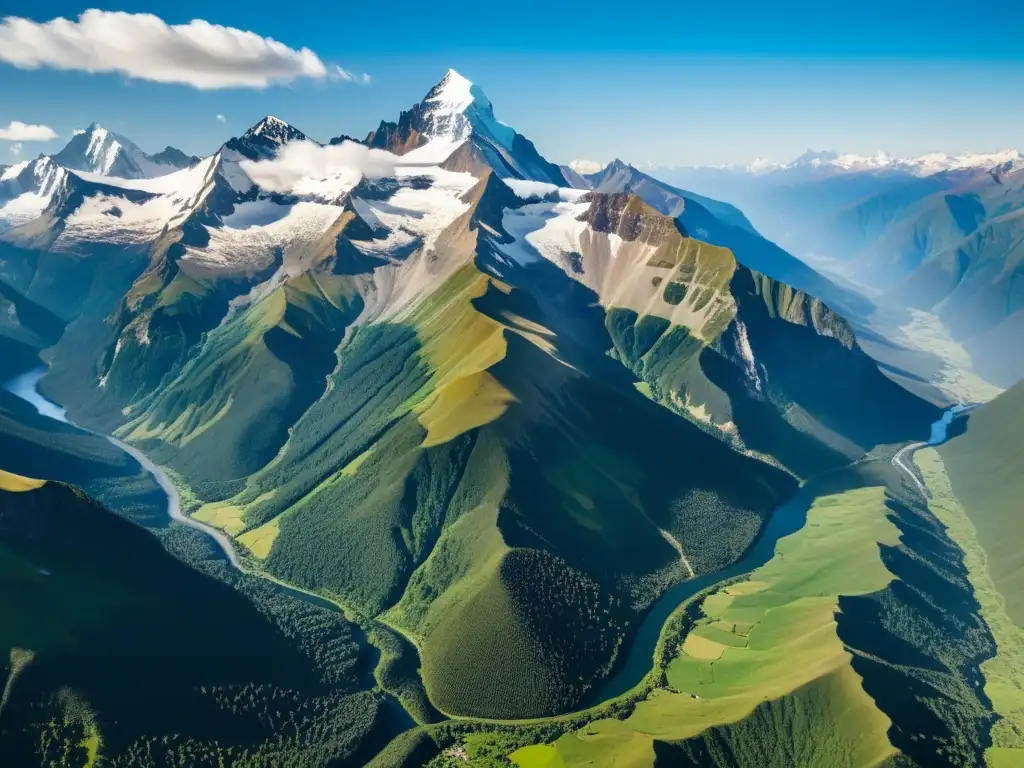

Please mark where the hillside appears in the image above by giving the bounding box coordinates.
[938,381,1024,623]
[662,156,1024,388]
[0,475,392,766]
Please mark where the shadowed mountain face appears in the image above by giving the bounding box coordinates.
[0,69,949,761]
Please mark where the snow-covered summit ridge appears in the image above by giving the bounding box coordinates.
[425,69,476,114]
[245,116,305,144]
[52,122,195,180]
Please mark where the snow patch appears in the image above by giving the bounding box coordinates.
[398,138,466,166]
[183,201,342,274]
[71,153,218,195]
[358,166,477,253]
[504,179,589,202]
[1,161,29,181]
[498,200,592,266]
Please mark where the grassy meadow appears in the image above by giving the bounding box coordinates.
[918,448,1024,766]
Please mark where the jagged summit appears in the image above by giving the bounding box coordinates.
[424,68,476,111]
[228,116,310,161]
[363,68,565,185]
[414,68,514,149]
[51,122,194,179]
[245,115,302,141]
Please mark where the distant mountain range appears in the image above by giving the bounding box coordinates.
[53,122,198,179]
[680,147,1024,178]
[656,146,1024,387]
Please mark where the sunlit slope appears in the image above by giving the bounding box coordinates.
[918,449,1024,767]
[938,380,1024,624]
[497,192,939,477]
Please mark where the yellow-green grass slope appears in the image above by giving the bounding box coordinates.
[510,486,902,767]
[918,448,1024,766]
[0,468,46,493]
[937,381,1024,625]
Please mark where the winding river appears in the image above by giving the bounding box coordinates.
[3,366,417,741]
[594,483,816,701]
[4,365,967,722]
[594,402,968,703]
[2,367,372,620]
[5,368,245,566]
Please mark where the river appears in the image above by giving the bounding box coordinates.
[595,403,968,704]
[4,367,246,567]
[3,366,417,740]
[1,366,383,621]
[593,483,816,701]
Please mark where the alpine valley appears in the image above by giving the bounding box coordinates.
[1,69,1021,768]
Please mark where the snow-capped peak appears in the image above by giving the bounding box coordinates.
[713,147,1024,178]
[248,116,295,140]
[426,69,476,113]
[418,69,515,150]
[51,123,193,180]
[63,122,125,176]
[229,117,310,162]
[831,151,896,170]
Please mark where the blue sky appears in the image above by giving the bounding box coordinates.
[2,0,1023,167]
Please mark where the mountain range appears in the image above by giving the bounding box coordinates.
[0,69,1014,768]
[682,147,1024,178]
[657,146,1024,388]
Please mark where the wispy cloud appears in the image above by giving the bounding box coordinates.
[0,121,58,141]
[72,128,86,136]
[216,114,227,123]
[332,66,371,85]
[0,10,329,89]
[9,142,22,156]
[240,140,397,194]
[569,159,603,175]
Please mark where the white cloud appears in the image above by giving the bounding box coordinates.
[0,9,329,89]
[72,128,86,136]
[9,142,22,156]
[0,120,58,141]
[240,139,398,195]
[332,66,371,85]
[569,159,603,175]
[216,114,226,123]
